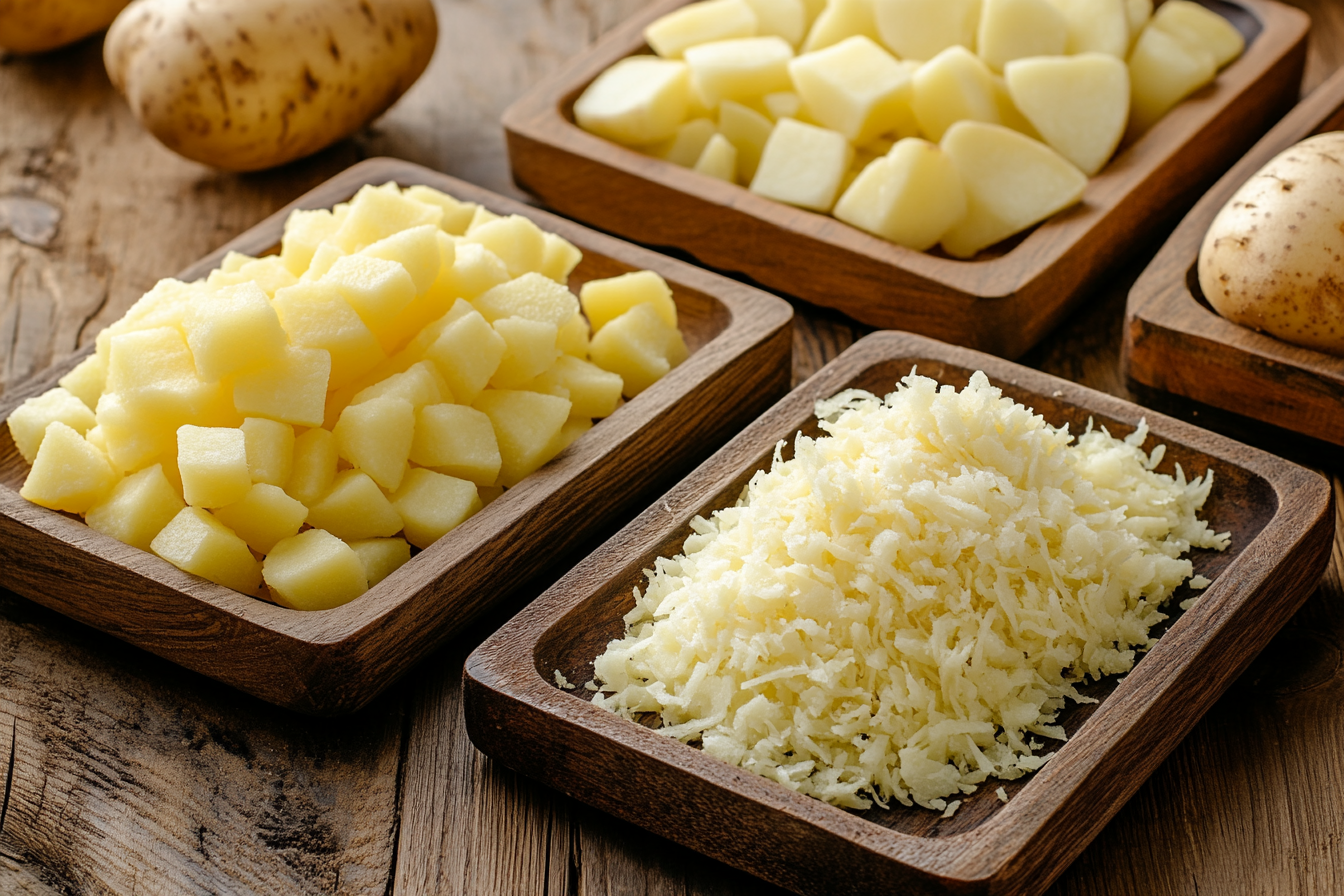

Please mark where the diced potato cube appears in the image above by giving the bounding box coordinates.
[529,355,625,419]
[263,529,367,611]
[466,215,547,278]
[7,386,97,464]
[410,403,503,486]
[490,318,560,389]
[238,417,295,487]
[718,100,775,182]
[650,118,720,168]
[232,345,331,427]
[301,242,345,281]
[976,0,1068,72]
[382,231,460,350]
[694,133,740,182]
[1150,0,1243,68]
[183,281,288,382]
[329,183,443,253]
[685,36,794,108]
[834,137,967,250]
[85,463,185,551]
[1049,0,1129,57]
[333,396,415,491]
[402,185,477,236]
[213,483,308,554]
[219,251,255,274]
[1126,23,1216,135]
[556,313,591,357]
[939,121,1087,258]
[1004,53,1129,176]
[549,416,593,456]
[271,281,387,390]
[574,55,692,146]
[872,0,981,62]
[58,353,107,411]
[152,507,263,594]
[20,421,119,513]
[580,270,678,333]
[352,360,449,410]
[206,256,299,297]
[305,469,405,541]
[106,326,218,422]
[348,537,412,587]
[359,223,444,295]
[321,254,418,352]
[425,310,507,405]
[1127,0,1153,38]
[390,468,483,549]
[588,303,683,398]
[280,207,343,275]
[473,272,581,328]
[762,90,803,120]
[750,118,854,212]
[787,36,918,144]
[440,242,511,301]
[285,427,338,506]
[467,206,501,233]
[472,390,573,487]
[911,46,1000,142]
[95,391,176,474]
[802,0,882,53]
[746,0,807,46]
[178,424,251,508]
[646,0,759,59]
[540,232,583,284]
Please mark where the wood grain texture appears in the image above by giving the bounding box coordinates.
[502,0,1308,359]
[462,332,1335,896]
[1125,65,1344,446]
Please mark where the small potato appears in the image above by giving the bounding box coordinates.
[1198,132,1344,356]
[103,0,437,171]
[0,0,130,53]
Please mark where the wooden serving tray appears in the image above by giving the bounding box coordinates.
[0,158,793,716]
[502,0,1308,359]
[463,331,1334,896]
[1125,65,1344,448]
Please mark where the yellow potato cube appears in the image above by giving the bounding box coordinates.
[329,183,443,253]
[911,46,1000,142]
[530,355,626,418]
[540,232,584,284]
[409,403,503,486]
[685,36,794,108]
[183,281,289,382]
[1127,0,1153,41]
[58,353,107,411]
[240,417,295,486]
[718,100,775,182]
[646,0,759,59]
[382,231,460,351]
[589,303,683,397]
[263,528,368,611]
[747,0,807,46]
[580,270,678,333]
[976,0,1068,72]
[650,118,720,167]
[872,0,981,62]
[360,223,444,294]
[348,537,412,587]
[762,90,803,120]
[285,427,338,506]
[473,272,581,328]
[556,312,591,357]
[750,118,854,212]
[20,421,119,514]
[96,278,196,358]
[151,507,262,594]
[301,242,346,281]
[1004,53,1130,176]
[7,386,97,464]
[439,241,511,301]
[490,318,560,390]
[1050,0,1129,57]
[218,251,254,274]
[177,425,251,508]
[802,0,883,52]
[305,469,404,541]
[94,391,176,474]
[694,133,740,182]
[352,360,449,409]
[232,345,331,427]
[212,483,308,554]
[425,310,507,405]
[280,206,343,275]
[333,396,415,491]
[787,36,918,145]
[466,215,547,279]
[271,281,387,390]
[390,467,482,549]
[321,254,418,352]
[574,55,692,146]
[1151,0,1243,68]
[1127,20,1217,135]
[85,463,185,551]
[549,416,593,456]
[402,185,478,236]
[472,390,573,487]
[206,256,299,297]
[106,326,218,422]
[467,205,501,233]
[834,137,967,250]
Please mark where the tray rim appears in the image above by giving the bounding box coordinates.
[0,157,795,714]
[501,0,1309,358]
[464,330,1334,894]
[1124,64,1344,446]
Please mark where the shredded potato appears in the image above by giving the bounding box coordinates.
[591,371,1229,812]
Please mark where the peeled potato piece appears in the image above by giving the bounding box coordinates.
[834,138,967,250]
[1004,53,1129,176]
[573,56,692,146]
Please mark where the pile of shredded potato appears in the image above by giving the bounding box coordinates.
[590,371,1229,813]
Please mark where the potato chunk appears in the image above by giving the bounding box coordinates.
[425,309,507,405]
[472,390,573,487]
[182,281,288,381]
[348,537,412,587]
[573,56,692,146]
[872,0,981,62]
[285,427,338,506]
[976,0,1068,72]
[834,138,967,250]
[911,46,1000,143]
[151,506,262,594]
[390,468,483,549]
[240,417,295,487]
[750,118,854,212]
[473,272,580,327]
[411,403,503,486]
[588,304,685,398]
[333,396,415,491]
[645,0,759,58]
[1004,53,1129,176]
[580,271,678,333]
[21,422,119,514]
[467,215,547,279]
[212,483,308,554]
[490,318,560,390]
[787,36,917,145]
[177,424,251,508]
[263,529,367,611]
[232,345,330,427]
[272,282,387,390]
[685,36,794,108]
[85,463,185,551]
[305,469,405,541]
[7,386,97,464]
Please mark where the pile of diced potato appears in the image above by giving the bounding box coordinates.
[573,0,1243,257]
[7,183,688,610]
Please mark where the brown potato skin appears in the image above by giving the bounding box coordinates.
[1197,132,1344,357]
[103,0,437,172]
[0,0,131,53]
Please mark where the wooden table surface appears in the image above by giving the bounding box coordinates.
[0,2,1341,894]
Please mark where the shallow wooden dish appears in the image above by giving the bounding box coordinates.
[0,157,793,716]
[1125,65,1344,447]
[502,0,1308,359]
[464,331,1333,896]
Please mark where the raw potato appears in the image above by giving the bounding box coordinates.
[0,0,130,53]
[103,0,437,171]
[1198,133,1344,356]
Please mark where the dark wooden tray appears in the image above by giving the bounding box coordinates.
[463,331,1334,896]
[1125,65,1344,448]
[0,157,794,716]
[502,0,1308,359]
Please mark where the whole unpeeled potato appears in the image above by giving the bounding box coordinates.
[0,0,131,53]
[1198,132,1344,356]
[103,0,437,171]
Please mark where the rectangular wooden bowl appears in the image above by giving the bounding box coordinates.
[0,157,794,717]
[502,0,1308,360]
[463,330,1334,896]
[1125,65,1344,447]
